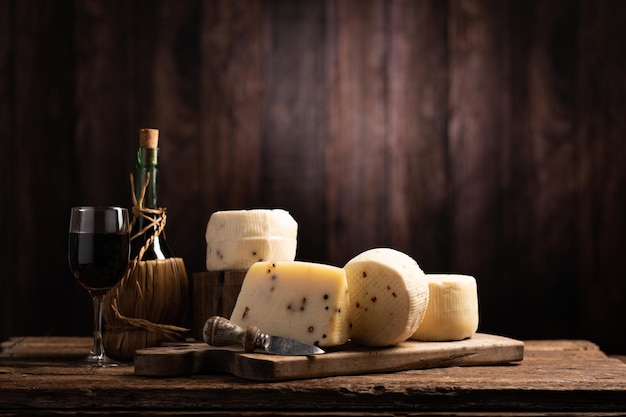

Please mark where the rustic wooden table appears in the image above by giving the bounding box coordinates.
[1,336,626,416]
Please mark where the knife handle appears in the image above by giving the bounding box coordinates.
[203,316,262,353]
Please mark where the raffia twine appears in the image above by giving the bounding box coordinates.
[103,172,190,360]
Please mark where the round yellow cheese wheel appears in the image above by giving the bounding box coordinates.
[344,248,429,347]
[410,274,479,341]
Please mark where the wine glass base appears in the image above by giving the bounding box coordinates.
[84,354,121,368]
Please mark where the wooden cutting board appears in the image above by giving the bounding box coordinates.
[134,333,524,381]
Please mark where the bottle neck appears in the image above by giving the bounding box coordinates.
[131,146,173,260]
[135,148,159,208]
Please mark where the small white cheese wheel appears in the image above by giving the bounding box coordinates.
[344,248,429,347]
[205,209,297,271]
[411,274,479,341]
[230,261,351,347]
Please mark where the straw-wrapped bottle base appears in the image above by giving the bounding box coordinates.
[103,257,189,360]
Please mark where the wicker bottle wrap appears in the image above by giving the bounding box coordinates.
[102,173,189,360]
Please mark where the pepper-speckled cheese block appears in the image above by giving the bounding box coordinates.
[205,209,297,271]
[344,248,429,347]
[411,274,479,341]
[229,261,351,347]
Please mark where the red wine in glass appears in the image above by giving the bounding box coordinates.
[68,232,130,295]
[68,206,130,366]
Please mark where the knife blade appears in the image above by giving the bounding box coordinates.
[203,316,325,356]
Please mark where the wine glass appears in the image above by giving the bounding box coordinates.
[68,206,130,367]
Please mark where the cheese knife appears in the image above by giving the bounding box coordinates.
[203,316,325,356]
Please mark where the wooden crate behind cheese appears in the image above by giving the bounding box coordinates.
[191,270,247,340]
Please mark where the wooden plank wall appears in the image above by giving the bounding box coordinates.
[1,0,625,353]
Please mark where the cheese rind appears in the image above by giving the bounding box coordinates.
[344,248,429,347]
[410,274,479,341]
[205,209,297,271]
[229,261,351,347]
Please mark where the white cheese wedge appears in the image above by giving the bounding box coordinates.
[205,209,297,271]
[411,274,479,341]
[344,248,429,347]
[229,261,351,347]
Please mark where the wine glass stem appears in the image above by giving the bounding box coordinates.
[90,293,106,359]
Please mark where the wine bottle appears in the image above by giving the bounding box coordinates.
[131,128,173,260]
[103,127,189,361]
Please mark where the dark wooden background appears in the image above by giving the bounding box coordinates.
[2,0,625,353]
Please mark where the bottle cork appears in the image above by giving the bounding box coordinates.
[139,128,159,149]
